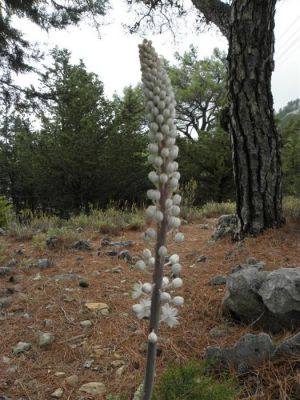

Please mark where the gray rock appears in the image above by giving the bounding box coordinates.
[51,388,64,398]
[13,341,31,355]
[106,250,118,256]
[38,332,55,348]
[110,240,135,247]
[223,267,267,321]
[275,331,300,356]
[0,267,11,275]
[65,374,79,386]
[118,250,131,261]
[0,297,11,309]
[79,382,106,395]
[49,273,81,282]
[258,268,300,314]
[46,236,59,249]
[7,259,17,267]
[80,320,93,328]
[101,237,111,246]
[231,261,265,274]
[72,240,91,250]
[37,258,50,269]
[43,319,53,327]
[209,326,229,339]
[211,214,238,241]
[209,275,227,286]
[196,255,207,263]
[205,333,276,369]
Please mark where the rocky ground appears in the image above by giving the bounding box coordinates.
[0,219,300,399]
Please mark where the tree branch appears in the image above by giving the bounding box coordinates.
[190,0,231,39]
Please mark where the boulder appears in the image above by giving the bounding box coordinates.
[211,214,238,241]
[72,240,91,250]
[223,267,300,332]
[205,333,276,370]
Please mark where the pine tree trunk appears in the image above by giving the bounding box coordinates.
[228,0,284,235]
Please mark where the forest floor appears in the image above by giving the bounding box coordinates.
[0,218,300,400]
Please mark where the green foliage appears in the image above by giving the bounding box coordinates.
[0,196,13,227]
[153,361,238,400]
[283,196,300,220]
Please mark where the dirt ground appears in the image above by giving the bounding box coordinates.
[0,219,300,399]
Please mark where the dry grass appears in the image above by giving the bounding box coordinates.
[0,218,300,399]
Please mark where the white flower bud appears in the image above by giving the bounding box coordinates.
[148,257,155,267]
[156,114,164,124]
[158,246,168,257]
[165,137,176,147]
[172,277,183,288]
[152,107,159,116]
[161,124,169,135]
[160,90,166,99]
[173,194,182,205]
[174,232,184,243]
[162,276,170,287]
[147,190,160,201]
[171,205,181,216]
[148,154,155,163]
[159,173,168,184]
[169,146,179,159]
[158,101,165,110]
[150,122,159,132]
[166,162,176,174]
[170,254,180,264]
[143,248,152,258]
[169,216,181,228]
[161,148,169,158]
[154,156,163,167]
[146,228,156,239]
[155,132,164,142]
[171,263,182,275]
[163,109,170,118]
[165,198,173,208]
[173,296,184,306]
[154,210,164,222]
[135,260,146,271]
[170,178,179,189]
[146,205,156,217]
[142,282,152,293]
[148,171,159,184]
[160,292,171,301]
[147,143,159,154]
[148,331,158,343]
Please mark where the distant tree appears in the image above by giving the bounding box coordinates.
[167,47,227,139]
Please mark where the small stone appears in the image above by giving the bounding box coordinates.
[118,250,131,261]
[0,297,11,309]
[33,273,42,280]
[196,255,207,263]
[106,250,118,256]
[111,267,122,273]
[16,248,25,256]
[79,382,106,395]
[80,320,93,328]
[65,374,79,386]
[101,237,111,246]
[83,359,94,369]
[46,236,59,249]
[2,356,11,364]
[209,275,227,286]
[198,224,209,229]
[72,240,91,250]
[79,280,89,288]
[116,365,126,377]
[6,365,18,373]
[110,240,135,247]
[43,319,53,327]
[37,258,50,269]
[38,332,55,348]
[85,302,109,315]
[51,388,64,398]
[0,267,11,276]
[13,341,31,355]
[209,327,229,339]
[54,372,66,377]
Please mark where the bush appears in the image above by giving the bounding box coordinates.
[0,196,13,227]
[283,196,300,220]
[153,361,238,400]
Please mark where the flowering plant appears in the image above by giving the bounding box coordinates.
[132,39,184,400]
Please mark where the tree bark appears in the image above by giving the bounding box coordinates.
[228,0,284,234]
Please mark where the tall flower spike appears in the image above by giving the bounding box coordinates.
[135,39,184,400]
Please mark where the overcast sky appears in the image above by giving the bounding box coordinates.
[18,0,300,111]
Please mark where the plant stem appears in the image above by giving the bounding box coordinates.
[143,187,169,400]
